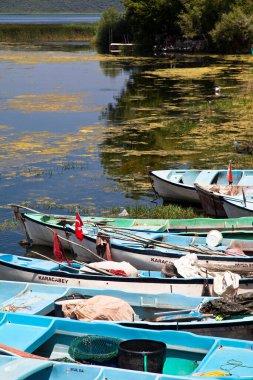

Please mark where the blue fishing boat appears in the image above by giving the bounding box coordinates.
[149,169,253,204]
[1,253,253,297]
[0,279,208,317]
[0,355,171,380]
[0,354,217,380]
[0,312,252,378]
[68,226,253,270]
[2,279,253,340]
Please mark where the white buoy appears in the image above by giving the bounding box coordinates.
[206,230,223,247]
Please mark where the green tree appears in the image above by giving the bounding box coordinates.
[210,7,253,53]
[178,0,233,39]
[122,0,182,48]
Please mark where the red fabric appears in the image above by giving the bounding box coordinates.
[53,232,63,262]
[225,248,245,256]
[227,160,233,184]
[65,256,71,267]
[53,232,71,266]
[105,241,112,261]
[109,269,128,277]
[75,212,84,241]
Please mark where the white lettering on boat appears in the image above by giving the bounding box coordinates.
[150,257,169,264]
[38,275,68,284]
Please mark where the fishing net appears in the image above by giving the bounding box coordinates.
[200,292,253,317]
[68,335,122,363]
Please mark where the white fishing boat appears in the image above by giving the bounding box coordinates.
[223,196,253,218]
[149,169,253,204]
[194,184,253,217]
[1,253,253,297]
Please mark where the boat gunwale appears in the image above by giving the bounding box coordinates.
[1,255,253,284]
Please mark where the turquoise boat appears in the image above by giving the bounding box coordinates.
[0,356,176,380]
[2,279,253,340]
[0,312,253,378]
[0,279,208,318]
[0,355,223,380]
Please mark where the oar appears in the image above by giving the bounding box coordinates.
[154,308,194,317]
[98,227,230,257]
[157,312,205,323]
[0,344,48,360]
[30,250,115,277]
[8,203,52,216]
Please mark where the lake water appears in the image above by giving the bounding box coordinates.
[0,43,252,255]
[0,13,101,24]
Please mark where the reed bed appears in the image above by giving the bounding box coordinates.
[0,23,97,42]
[111,204,202,219]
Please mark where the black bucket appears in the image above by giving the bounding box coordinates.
[54,293,89,317]
[118,339,166,373]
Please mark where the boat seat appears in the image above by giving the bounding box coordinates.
[238,175,253,185]
[0,321,51,352]
[30,261,60,271]
[194,345,253,377]
[194,171,219,185]
[215,171,242,185]
[1,358,53,380]
[181,171,201,185]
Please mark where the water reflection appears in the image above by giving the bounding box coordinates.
[0,45,253,254]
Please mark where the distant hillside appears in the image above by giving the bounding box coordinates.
[0,0,123,13]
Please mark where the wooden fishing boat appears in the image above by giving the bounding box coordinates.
[68,226,253,270]
[149,169,253,204]
[0,312,253,378]
[0,253,253,297]
[11,205,253,249]
[3,279,253,340]
[195,184,253,218]
[223,196,253,218]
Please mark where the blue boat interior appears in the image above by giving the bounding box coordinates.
[0,279,211,324]
[166,169,253,188]
[0,356,178,380]
[0,313,252,378]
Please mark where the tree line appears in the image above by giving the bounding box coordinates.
[96,0,253,53]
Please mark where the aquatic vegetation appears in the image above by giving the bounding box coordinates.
[0,124,13,131]
[3,93,103,113]
[0,24,96,43]
[111,205,202,219]
[144,66,228,80]
[0,219,17,231]
[0,50,151,65]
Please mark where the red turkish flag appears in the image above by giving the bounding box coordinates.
[227,160,233,185]
[75,212,84,241]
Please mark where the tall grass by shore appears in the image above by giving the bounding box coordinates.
[0,23,97,42]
